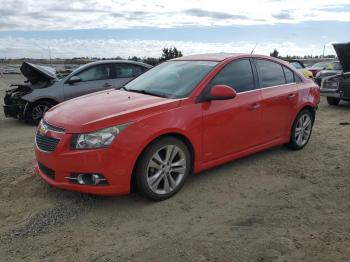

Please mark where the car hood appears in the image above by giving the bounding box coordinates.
[44,90,181,133]
[317,70,342,77]
[20,62,57,85]
[333,43,350,72]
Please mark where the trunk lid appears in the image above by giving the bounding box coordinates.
[20,62,57,84]
[333,43,350,73]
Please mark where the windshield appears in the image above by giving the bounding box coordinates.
[124,61,218,98]
[310,61,331,69]
[290,62,303,69]
[327,62,342,70]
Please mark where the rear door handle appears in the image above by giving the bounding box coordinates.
[249,103,261,111]
[103,83,112,88]
[288,93,296,100]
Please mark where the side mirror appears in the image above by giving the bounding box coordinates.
[68,76,81,84]
[205,85,237,101]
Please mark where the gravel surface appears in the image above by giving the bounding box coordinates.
[0,75,350,262]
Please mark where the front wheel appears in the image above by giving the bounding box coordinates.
[326,97,340,106]
[286,109,314,150]
[134,137,191,201]
[26,101,54,125]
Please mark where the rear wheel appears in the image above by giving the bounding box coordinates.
[134,137,191,201]
[326,97,340,106]
[286,109,313,150]
[26,101,54,125]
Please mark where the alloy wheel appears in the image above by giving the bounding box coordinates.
[32,104,50,122]
[146,145,187,195]
[295,113,312,146]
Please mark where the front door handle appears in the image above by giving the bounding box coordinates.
[288,93,296,100]
[249,103,261,111]
[103,83,112,88]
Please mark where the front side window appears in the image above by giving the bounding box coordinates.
[75,64,111,82]
[208,59,255,93]
[256,59,286,88]
[115,64,145,78]
[125,61,217,98]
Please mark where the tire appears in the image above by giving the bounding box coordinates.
[286,109,314,150]
[326,97,340,106]
[26,101,54,125]
[134,137,191,201]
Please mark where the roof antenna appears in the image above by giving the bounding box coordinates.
[250,43,258,54]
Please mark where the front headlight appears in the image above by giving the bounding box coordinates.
[71,123,130,149]
[323,80,339,90]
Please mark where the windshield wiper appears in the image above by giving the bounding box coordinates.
[126,89,168,98]
[119,86,129,91]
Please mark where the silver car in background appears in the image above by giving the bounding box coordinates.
[3,60,152,124]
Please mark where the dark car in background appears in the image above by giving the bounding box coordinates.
[3,60,152,124]
[307,61,334,77]
[314,61,342,85]
[320,43,350,105]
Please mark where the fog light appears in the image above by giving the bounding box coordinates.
[91,174,105,185]
[77,174,86,185]
[66,173,108,186]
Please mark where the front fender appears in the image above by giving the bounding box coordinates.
[21,82,64,103]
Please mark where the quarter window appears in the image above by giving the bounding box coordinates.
[209,59,255,93]
[256,59,285,88]
[283,66,295,84]
[75,64,111,82]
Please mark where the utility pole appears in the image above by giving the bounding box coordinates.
[322,44,326,58]
[48,46,52,66]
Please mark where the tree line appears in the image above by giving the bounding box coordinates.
[269,49,336,59]
[127,47,183,66]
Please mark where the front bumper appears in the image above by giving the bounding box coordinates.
[3,89,29,119]
[35,163,126,195]
[34,132,135,196]
[4,104,21,118]
[320,89,340,98]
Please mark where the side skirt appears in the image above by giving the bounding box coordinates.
[194,137,288,173]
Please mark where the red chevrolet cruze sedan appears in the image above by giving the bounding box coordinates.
[35,53,320,200]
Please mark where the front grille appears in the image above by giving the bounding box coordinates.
[35,133,60,152]
[38,162,55,180]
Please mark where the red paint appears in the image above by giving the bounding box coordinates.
[209,85,237,99]
[35,54,320,196]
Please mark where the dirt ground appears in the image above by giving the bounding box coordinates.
[0,74,349,262]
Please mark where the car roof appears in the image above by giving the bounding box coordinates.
[171,53,285,63]
[171,53,246,62]
[84,60,153,68]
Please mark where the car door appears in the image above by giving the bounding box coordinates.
[63,63,114,101]
[255,59,298,142]
[112,63,147,89]
[201,59,263,162]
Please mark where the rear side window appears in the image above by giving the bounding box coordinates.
[115,64,145,78]
[256,59,285,88]
[209,59,255,93]
[283,66,295,84]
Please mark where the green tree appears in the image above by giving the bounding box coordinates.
[270,49,279,58]
[160,47,183,61]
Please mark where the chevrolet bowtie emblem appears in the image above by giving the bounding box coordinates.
[38,123,48,136]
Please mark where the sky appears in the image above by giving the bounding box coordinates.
[0,0,350,58]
